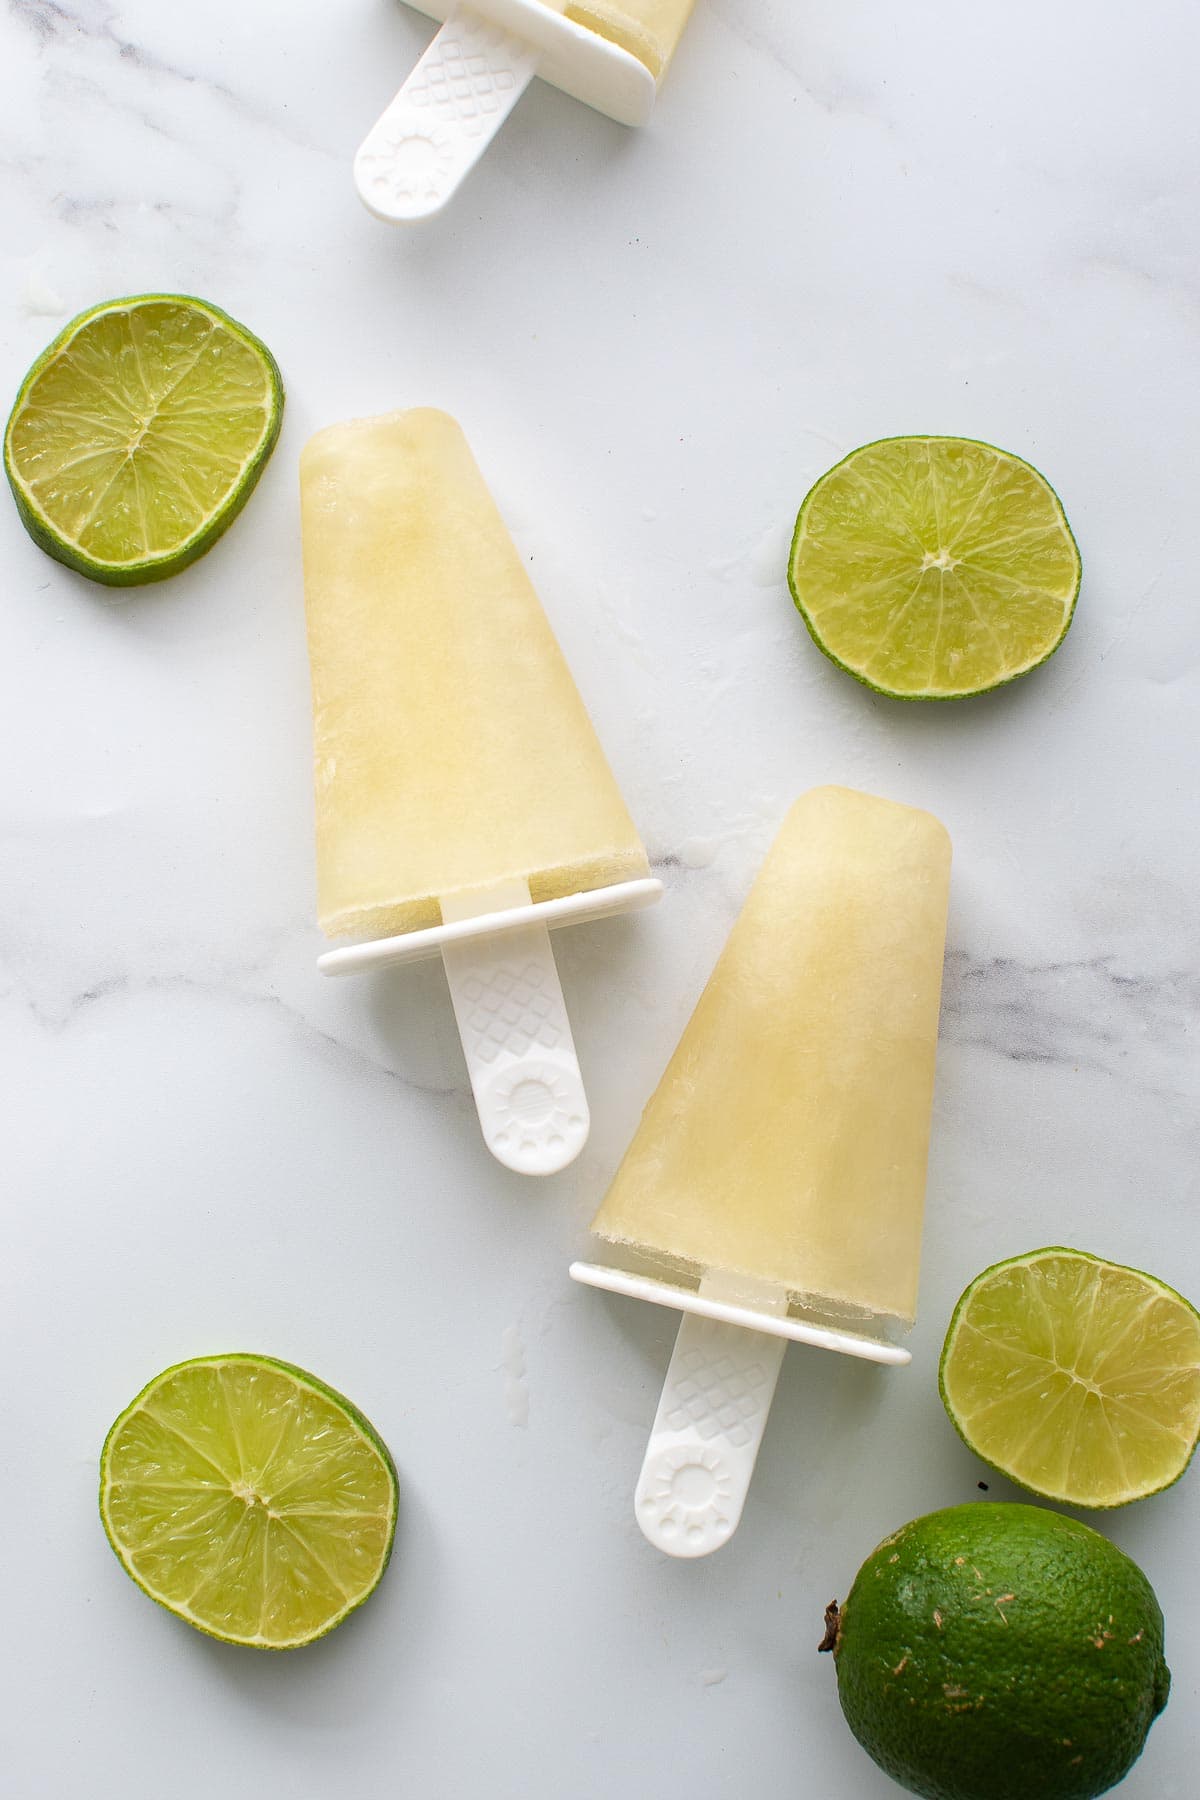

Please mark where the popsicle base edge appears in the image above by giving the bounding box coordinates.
[568,1261,913,1366]
[317,877,664,975]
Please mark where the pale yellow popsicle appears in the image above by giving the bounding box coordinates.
[591,788,952,1325]
[300,409,649,940]
[563,0,696,80]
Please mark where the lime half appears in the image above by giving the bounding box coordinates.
[5,294,283,586]
[788,436,1081,699]
[940,1248,1200,1508]
[100,1354,398,1649]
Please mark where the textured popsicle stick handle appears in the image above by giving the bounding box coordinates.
[354,11,539,223]
[636,1279,788,1557]
[440,882,589,1175]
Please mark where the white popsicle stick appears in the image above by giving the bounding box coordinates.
[635,1274,788,1557]
[355,12,538,224]
[568,1261,912,1557]
[318,876,663,1175]
[355,0,657,222]
[439,879,587,1175]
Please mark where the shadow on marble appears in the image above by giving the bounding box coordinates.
[350,954,462,1091]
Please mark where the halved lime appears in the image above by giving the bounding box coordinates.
[100,1354,398,1649]
[4,294,283,586]
[788,437,1081,699]
[940,1248,1200,1508]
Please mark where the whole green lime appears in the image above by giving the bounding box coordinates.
[825,1503,1169,1800]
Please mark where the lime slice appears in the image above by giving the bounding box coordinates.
[788,436,1081,699]
[940,1248,1200,1509]
[4,294,283,586]
[100,1354,398,1649]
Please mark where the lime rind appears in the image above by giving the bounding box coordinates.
[788,436,1082,701]
[939,1247,1200,1509]
[99,1353,398,1651]
[835,1502,1170,1800]
[4,294,284,587]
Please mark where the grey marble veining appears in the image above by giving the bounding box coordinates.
[942,949,1198,1082]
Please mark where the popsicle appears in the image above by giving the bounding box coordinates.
[563,0,695,79]
[354,0,698,223]
[571,787,952,1554]
[301,408,661,1174]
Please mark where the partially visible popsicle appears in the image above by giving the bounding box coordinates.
[301,409,661,1174]
[355,0,698,222]
[572,788,952,1554]
[564,0,696,79]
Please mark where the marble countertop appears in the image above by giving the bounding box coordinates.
[2,2,1196,1796]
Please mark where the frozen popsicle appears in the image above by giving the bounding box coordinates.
[301,408,661,1174]
[571,788,952,1554]
[563,0,695,79]
[354,0,698,223]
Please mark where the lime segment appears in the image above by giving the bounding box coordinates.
[5,294,283,585]
[788,436,1081,699]
[940,1247,1200,1508]
[100,1354,398,1649]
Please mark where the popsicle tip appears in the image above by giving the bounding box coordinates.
[470,1051,591,1176]
[636,1442,739,1558]
[487,1086,590,1176]
[353,132,459,223]
[353,13,541,225]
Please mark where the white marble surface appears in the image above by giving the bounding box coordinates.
[2,2,1198,1795]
